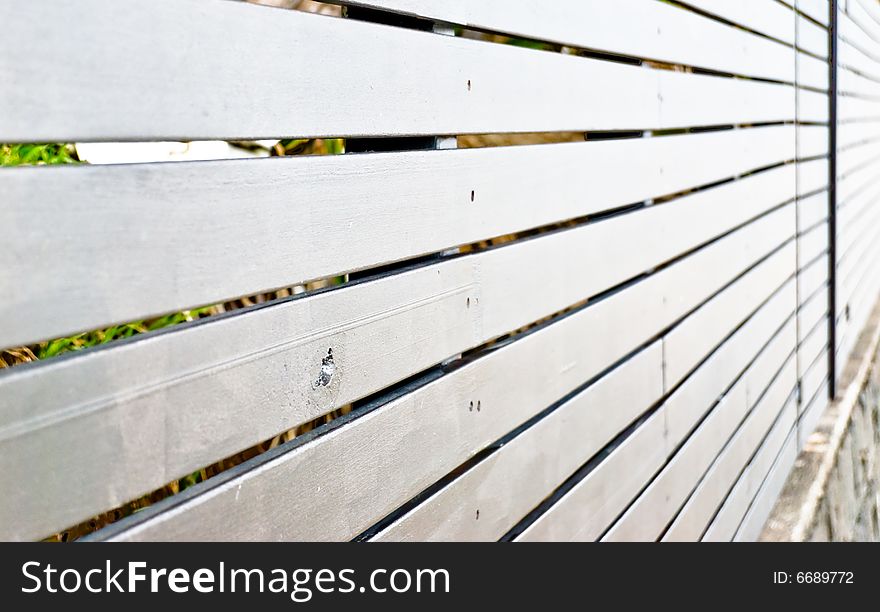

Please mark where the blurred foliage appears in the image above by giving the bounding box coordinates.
[274,137,344,156]
[36,307,217,360]
[0,143,79,166]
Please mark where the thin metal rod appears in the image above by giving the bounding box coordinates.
[828,0,838,399]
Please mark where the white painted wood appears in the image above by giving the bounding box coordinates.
[800,347,830,411]
[0,0,795,142]
[797,51,830,91]
[334,0,795,81]
[369,343,664,541]
[836,148,880,192]
[798,382,830,448]
[97,206,797,542]
[601,315,797,541]
[837,227,880,338]
[838,27,880,77]
[839,67,880,97]
[848,0,880,45]
[662,356,797,540]
[799,252,830,303]
[798,158,830,196]
[798,87,832,122]
[0,171,799,541]
[0,125,796,347]
[839,11,877,56]
[798,285,830,353]
[797,125,830,159]
[838,89,880,118]
[798,0,830,27]
[837,231,880,334]
[385,239,799,541]
[682,0,797,44]
[798,12,830,58]
[701,395,797,540]
[663,276,798,453]
[838,120,880,148]
[662,242,796,389]
[797,190,829,230]
[517,274,797,541]
[837,183,880,282]
[514,405,668,542]
[798,217,830,269]
[733,425,800,540]
[834,230,880,369]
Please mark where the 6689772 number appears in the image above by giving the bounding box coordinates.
[773,571,854,584]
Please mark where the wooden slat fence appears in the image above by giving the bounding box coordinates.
[0,0,873,542]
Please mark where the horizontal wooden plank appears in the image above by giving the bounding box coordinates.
[838,66,880,97]
[836,144,880,182]
[838,120,880,149]
[798,11,829,57]
[662,355,797,540]
[0,125,797,347]
[837,233,880,331]
[835,229,880,366]
[662,241,797,389]
[799,320,827,398]
[800,345,829,414]
[798,0,829,27]
[734,424,799,540]
[517,274,797,541]
[701,394,797,540]
[799,251,830,304]
[838,90,880,119]
[514,406,668,541]
[837,181,880,272]
[663,280,798,450]
[797,189,829,230]
[335,0,795,81]
[835,257,880,377]
[93,206,797,543]
[0,169,799,541]
[797,125,829,160]
[847,0,880,48]
[369,343,664,541]
[798,217,829,269]
[381,242,799,541]
[798,87,831,122]
[601,315,796,541]
[797,51,829,91]
[838,24,880,78]
[798,381,829,448]
[798,157,830,196]
[0,0,795,141]
[839,10,879,64]
[798,284,829,352]
[682,0,797,44]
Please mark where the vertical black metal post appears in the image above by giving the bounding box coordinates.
[828,0,838,399]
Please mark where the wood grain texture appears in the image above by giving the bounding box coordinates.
[97,206,796,542]
[702,393,798,540]
[0,0,794,141]
[685,0,797,43]
[603,323,796,542]
[798,0,829,27]
[663,355,798,540]
[517,274,797,541]
[0,126,796,347]
[734,424,800,540]
[370,343,664,541]
[334,0,795,81]
[0,164,798,541]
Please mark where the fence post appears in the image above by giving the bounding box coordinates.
[828,0,838,399]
